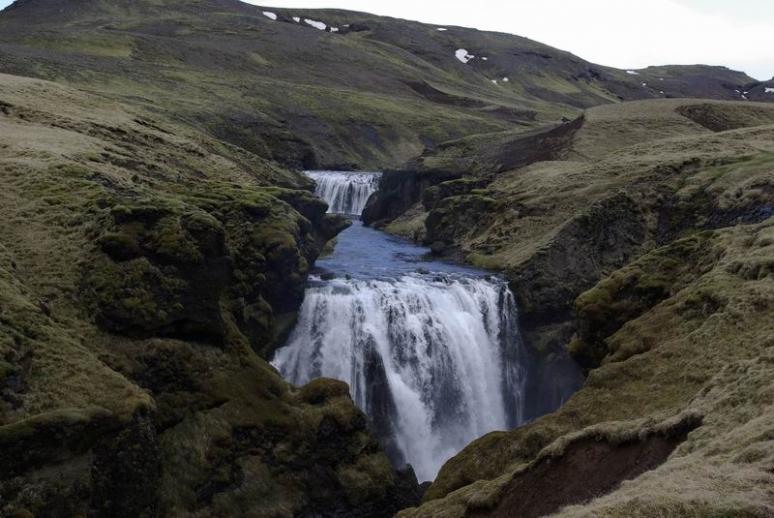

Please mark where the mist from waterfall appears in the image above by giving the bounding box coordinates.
[304,170,381,216]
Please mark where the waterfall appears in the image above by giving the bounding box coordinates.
[305,170,381,216]
[275,169,539,482]
[272,274,527,482]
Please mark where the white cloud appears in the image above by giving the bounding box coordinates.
[246,0,773,80]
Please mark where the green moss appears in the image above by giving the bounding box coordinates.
[97,232,141,261]
[336,453,395,505]
[570,233,717,367]
[0,360,15,381]
[297,378,351,406]
[148,216,204,265]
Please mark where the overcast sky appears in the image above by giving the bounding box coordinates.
[1,0,771,79]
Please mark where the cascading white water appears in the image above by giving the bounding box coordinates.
[304,170,381,216]
[273,274,526,482]
[274,170,533,482]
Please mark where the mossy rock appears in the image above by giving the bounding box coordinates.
[298,378,351,406]
[570,232,718,367]
[97,232,142,261]
[0,407,117,477]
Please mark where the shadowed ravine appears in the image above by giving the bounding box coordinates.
[273,171,568,482]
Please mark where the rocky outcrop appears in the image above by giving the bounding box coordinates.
[85,187,348,356]
[364,118,583,232]
[569,232,720,368]
[676,102,774,132]
[509,192,649,354]
[413,116,583,178]
[362,170,459,228]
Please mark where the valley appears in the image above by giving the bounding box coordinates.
[0,0,772,517]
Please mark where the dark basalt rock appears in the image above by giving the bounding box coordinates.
[362,170,459,228]
[0,408,160,517]
[509,191,649,355]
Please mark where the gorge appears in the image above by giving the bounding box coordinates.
[273,171,575,482]
[1,1,773,516]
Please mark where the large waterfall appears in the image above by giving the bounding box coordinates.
[273,170,531,482]
[273,274,525,481]
[304,170,381,216]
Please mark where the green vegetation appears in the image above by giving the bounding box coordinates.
[0,72,405,516]
[0,0,763,172]
[0,1,772,516]
[398,99,774,516]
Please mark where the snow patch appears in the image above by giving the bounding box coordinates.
[304,19,327,30]
[331,27,340,32]
[293,16,300,23]
[626,70,639,75]
[765,88,774,94]
[262,11,277,20]
[455,49,475,64]
[502,77,509,82]
[491,79,498,84]
[642,82,648,87]
[437,27,448,31]
[482,57,488,61]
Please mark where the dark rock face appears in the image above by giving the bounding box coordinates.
[90,205,233,342]
[0,408,159,518]
[207,113,319,170]
[510,192,649,355]
[425,194,498,254]
[415,116,584,178]
[676,103,774,132]
[570,232,719,368]
[362,170,457,228]
[362,342,407,469]
[363,118,584,232]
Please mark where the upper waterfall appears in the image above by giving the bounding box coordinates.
[305,170,381,216]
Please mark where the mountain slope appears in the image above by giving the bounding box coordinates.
[0,0,767,170]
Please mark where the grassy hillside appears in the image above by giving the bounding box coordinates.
[392,99,774,516]
[0,0,767,171]
[0,1,772,516]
